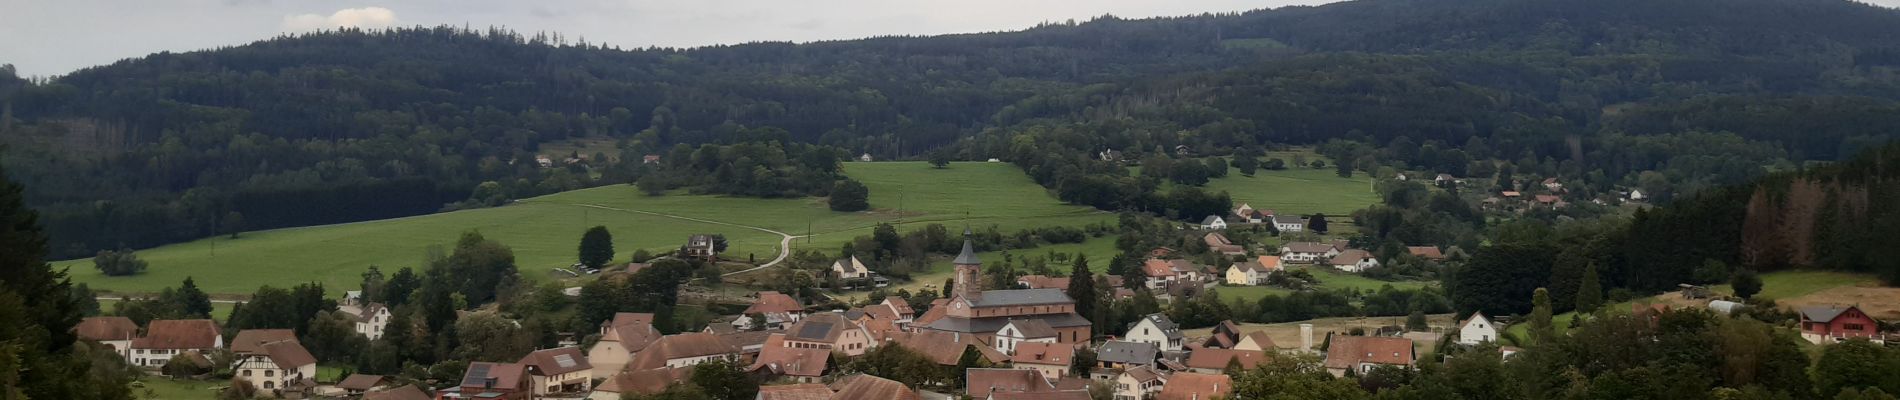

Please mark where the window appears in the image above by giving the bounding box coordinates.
[1846,324,1866,331]
[242,370,252,377]
[265,370,274,377]
[263,381,274,389]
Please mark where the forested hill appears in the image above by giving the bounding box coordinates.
[4,0,1900,257]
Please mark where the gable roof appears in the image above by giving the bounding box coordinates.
[1323,336,1415,370]
[1329,249,1375,265]
[882,297,915,316]
[1458,312,1493,332]
[755,383,833,400]
[967,289,1075,308]
[231,329,299,355]
[1010,342,1075,366]
[596,367,691,395]
[609,312,655,327]
[718,329,781,351]
[1272,214,1305,224]
[625,333,739,371]
[786,312,860,344]
[362,385,432,400]
[75,317,139,342]
[1096,340,1159,365]
[1128,314,1182,340]
[886,330,1009,366]
[1238,331,1277,350]
[603,318,662,353]
[459,362,526,391]
[260,340,317,369]
[746,291,806,315]
[1003,319,1059,339]
[832,374,922,400]
[750,334,830,378]
[357,303,389,322]
[1799,305,1863,323]
[1282,242,1333,254]
[966,368,1055,397]
[833,256,868,274]
[517,346,591,376]
[1184,348,1269,370]
[1406,246,1445,260]
[337,374,388,391]
[1142,259,1180,278]
[1156,372,1232,400]
[991,391,1092,400]
[1120,365,1164,383]
[133,319,220,349]
[1200,215,1224,226]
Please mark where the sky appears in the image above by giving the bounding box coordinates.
[0,0,1345,78]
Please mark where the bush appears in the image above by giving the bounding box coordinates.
[829,179,870,211]
[93,248,148,276]
[161,354,209,378]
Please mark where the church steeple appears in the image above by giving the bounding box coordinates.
[953,228,981,299]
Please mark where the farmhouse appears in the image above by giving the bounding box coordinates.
[128,319,223,368]
[1225,256,1282,286]
[783,312,877,356]
[750,334,831,383]
[518,346,592,395]
[832,255,871,280]
[1272,214,1306,233]
[738,291,806,330]
[912,234,1093,345]
[1112,366,1166,400]
[1233,203,1263,223]
[1096,340,1160,369]
[354,303,392,340]
[1199,215,1227,230]
[1434,174,1459,186]
[1202,320,1245,349]
[1156,372,1232,400]
[336,374,392,396]
[1124,314,1185,352]
[1280,242,1340,264]
[831,374,924,400]
[1329,249,1381,272]
[624,332,741,371]
[683,234,720,260]
[1543,177,1564,191]
[76,316,139,357]
[1183,348,1268,373]
[1457,312,1498,345]
[1406,246,1446,261]
[449,362,532,400]
[1799,305,1885,344]
[363,385,432,400]
[233,339,317,397]
[1203,232,1245,255]
[587,313,660,378]
[1324,336,1416,377]
[1010,341,1075,380]
[230,329,298,357]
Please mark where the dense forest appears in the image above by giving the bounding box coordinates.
[6,0,1900,256]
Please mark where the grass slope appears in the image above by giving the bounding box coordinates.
[1502,270,1876,342]
[1204,167,1380,217]
[64,161,1108,296]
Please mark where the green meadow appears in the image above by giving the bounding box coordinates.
[1500,270,1876,343]
[1203,166,1381,217]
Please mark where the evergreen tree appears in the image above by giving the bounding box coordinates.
[1731,268,1763,300]
[1067,254,1097,325]
[1576,264,1604,313]
[175,277,214,318]
[578,225,615,268]
[0,154,133,399]
[1529,287,1554,345]
[1307,214,1330,234]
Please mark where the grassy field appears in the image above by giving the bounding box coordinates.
[1218,265,1435,304]
[64,161,1109,296]
[830,234,1123,304]
[1203,166,1380,217]
[97,300,236,323]
[1501,270,1876,342]
[132,378,219,400]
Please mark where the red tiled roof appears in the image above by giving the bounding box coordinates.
[362,385,431,400]
[755,384,833,400]
[231,329,298,355]
[885,330,1008,366]
[132,320,220,349]
[750,334,830,378]
[625,333,739,371]
[1156,373,1233,400]
[883,297,915,316]
[1323,336,1414,370]
[1184,348,1269,370]
[337,374,388,391]
[1010,342,1075,366]
[262,340,317,369]
[831,374,921,400]
[1406,246,1445,260]
[746,291,806,315]
[596,367,691,396]
[517,346,592,376]
[992,390,1092,400]
[965,368,1054,397]
[1142,259,1179,278]
[75,317,138,342]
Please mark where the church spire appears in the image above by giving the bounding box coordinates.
[953,228,981,299]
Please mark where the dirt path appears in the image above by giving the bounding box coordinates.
[567,203,802,275]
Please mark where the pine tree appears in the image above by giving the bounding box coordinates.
[1067,254,1097,325]
[1529,287,1554,345]
[1576,264,1604,313]
[0,155,132,399]
[176,277,214,318]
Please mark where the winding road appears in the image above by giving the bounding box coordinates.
[567,203,802,275]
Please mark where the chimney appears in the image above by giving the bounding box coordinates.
[1300,324,1314,353]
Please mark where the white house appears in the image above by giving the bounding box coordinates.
[1124,314,1184,352]
[1457,312,1498,345]
[1224,256,1282,286]
[519,346,593,395]
[1279,242,1339,264]
[858,153,874,162]
[995,319,1060,354]
[354,303,392,340]
[1543,178,1564,192]
[129,319,223,368]
[1199,215,1227,230]
[831,256,871,280]
[1233,204,1263,223]
[1329,249,1381,273]
[1271,215,1306,233]
[1628,189,1647,201]
[624,333,741,371]
[1113,366,1166,400]
[235,340,317,396]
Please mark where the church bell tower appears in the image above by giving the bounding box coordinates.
[952,228,982,299]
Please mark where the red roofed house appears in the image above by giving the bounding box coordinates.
[1156,372,1232,400]
[1323,335,1415,377]
[1010,341,1076,380]
[518,346,593,394]
[1225,256,1282,286]
[235,340,317,397]
[737,291,806,330]
[1406,246,1446,261]
[1203,232,1245,256]
[831,374,923,400]
[1184,348,1268,374]
[1328,249,1381,273]
[587,312,661,379]
[755,383,833,400]
[782,312,876,356]
[624,332,740,371]
[1799,305,1885,344]
[1234,331,1277,352]
[966,368,1055,398]
[589,367,689,400]
[749,334,831,383]
[129,319,223,368]
[449,362,531,400]
[76,316,139,357]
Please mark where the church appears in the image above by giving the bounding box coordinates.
[912,232,1093,345]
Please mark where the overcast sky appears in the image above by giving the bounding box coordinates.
[0,0,1349,77]
[5,0,1899,78]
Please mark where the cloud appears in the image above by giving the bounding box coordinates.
[281,7,399,32]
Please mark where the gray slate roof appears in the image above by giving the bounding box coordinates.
[954,238,981,265]
[1127,314,1182,340]
[1003,319,1059,338]
[1096,340,1159,365]
[1272,215,1305,224]
[968,289,1073,308]
[1799,306,1853,323]
[1201,215,1223,225]
[922,312,1090,334]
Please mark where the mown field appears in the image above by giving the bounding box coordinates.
[1501,270,1877,343]
[63,161,1109,296]
[1202,166,1381,217]
[1217,265,1436,305]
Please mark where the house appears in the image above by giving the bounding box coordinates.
[1271,215,1306,233]
[230,329,298,358]
[363,384,431,400]
[992,318,1062,354]
[1183,348,1268,374]
[1156,372,1232,400]
[1329,249,1380,272]
[884,330,1010,366]
[1203,232,1245,255]
[336,374,392,396]
[911,234,1093,345]
[234,340,316,397]
[966,368,1055,398]
[882,296,916,321]
[642,154,661,164]
[989,390,1092,400]
[1799,305,1884,344]
[755,383,833,400]
[781,312,876,356]
[1234,331,1277,352]
[1456,312,1498,345]
[1099,149,1124,163]
[1111,366,1166,400]
[1202,320,1245,349]
[1233,204,1263,223]
[843,304,905,340]
[1542,178,1564,192]
[749,334,830,383]
[355,302,392,340]
[831,256,872,280]
[858,153,874,162]
[1323,335,1416,377]
[589,367,689,400]
[518,346,593,395]
[1225,256,1282,286]
[534,155,554,168]
[831,374,923,400]
[1010,341,1074,380]
[738,291,806,330]
[718,329,781,358]
[624,332,741,371]
[587,313,661,379]
[1140,259,1180,289]
[1434,174,1459,187]
[1199,215,1227,230]
[1279,242,1339,264]
[76,316,139,357]
[1500,191,1522,198]
[1629,189,1648,201]
[684,234,720,260]
[1096,340,1160,369]
[1534,194,1566,209]
[129,319,223,368]
[1406,246,1446,261]
[1125,314,1184,352]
